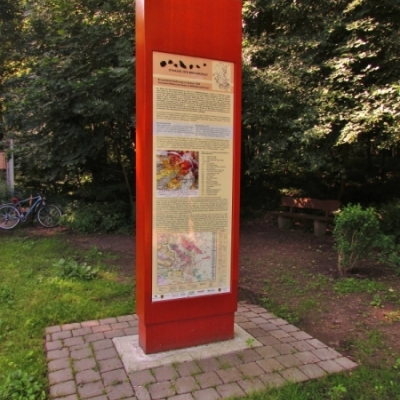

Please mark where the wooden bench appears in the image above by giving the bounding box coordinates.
[276,196,341,236]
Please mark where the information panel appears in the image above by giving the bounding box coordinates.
[152,52,234,301]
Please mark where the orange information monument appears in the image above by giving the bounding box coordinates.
[136,0,242,354]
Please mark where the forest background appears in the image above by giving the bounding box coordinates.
[1,0,400,233]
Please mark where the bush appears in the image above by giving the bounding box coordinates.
[378,199,400,242]
[333,204,381,276]
[60,200,133,234]
[0,180,11,204]
[375,234,400,276]
[334,202,400,276]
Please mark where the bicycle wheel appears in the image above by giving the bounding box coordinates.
[0,204,21,230]
[37,204,62,228]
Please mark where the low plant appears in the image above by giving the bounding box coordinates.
[84,246,103,262]
[385,311,400,323]
[246,338,256,348]
[374,234,400,275]
[259,296,300,324]
[306,274,331,290]
[378,200,400,242]
[333,204,381,276]
[54,258,99,280]
[333,278,385,294]
[353,330,385,361]
[60,200,132,234]
[370,294,383,308]
[0,370,46,400]
[327,383,347,400]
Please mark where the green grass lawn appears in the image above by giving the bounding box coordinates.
[0,234,134,399]
[1,234,400,399]
[238,366,400,399]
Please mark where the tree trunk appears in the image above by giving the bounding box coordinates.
[116,146,135,219]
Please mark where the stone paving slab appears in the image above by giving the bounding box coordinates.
[45,302,358,400]
[113,324,262,373]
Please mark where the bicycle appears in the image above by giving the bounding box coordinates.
[0,194,62,230]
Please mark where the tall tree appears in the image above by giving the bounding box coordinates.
[0,0,23,143]
[242,0,400,201]
[305,0,400,165]
[4,0,135,207]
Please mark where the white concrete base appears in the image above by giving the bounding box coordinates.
[113,324,262,373]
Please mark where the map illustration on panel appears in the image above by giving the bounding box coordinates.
[157,232,216,286]
[212,62,232,92]
[156,150,199,196]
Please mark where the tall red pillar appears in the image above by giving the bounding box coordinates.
[136,0,242,353]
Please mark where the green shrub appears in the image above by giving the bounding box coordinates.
[0,370,46,400]
[54,258,99,280]
[333,278,385,294]
[60,200,132,233]
[333,204,381,276]
[378,199,400,241]
[374,234,400,275]
[0,180,11,204]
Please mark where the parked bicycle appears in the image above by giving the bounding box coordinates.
[0,194,62,230]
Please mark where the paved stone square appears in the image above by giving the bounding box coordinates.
[45,302,358,400]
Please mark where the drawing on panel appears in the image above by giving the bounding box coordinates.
[157,232,216,286]
[212,62,231,91]
[156,150,199,194]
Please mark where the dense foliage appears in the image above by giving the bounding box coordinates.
[0,179,11,204]
[2,0,135,227]
[333,204,380,275]
[242,0,400,207]
[333,202,400,276]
